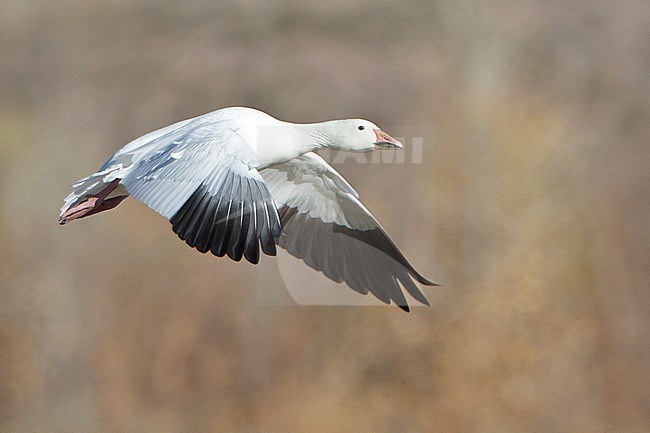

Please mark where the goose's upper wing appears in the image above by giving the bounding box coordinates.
[261,152,436,311]
[121,119,282,263]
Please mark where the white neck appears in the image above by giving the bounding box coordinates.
[255,121,340,167]
[293,121,341,152]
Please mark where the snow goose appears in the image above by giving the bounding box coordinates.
[60,107,437,311]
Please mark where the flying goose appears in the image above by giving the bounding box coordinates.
[59,107,437,311]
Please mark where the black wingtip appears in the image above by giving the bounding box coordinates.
[398,304,411,313]
[412,273,440,286]
[244,251,260,265]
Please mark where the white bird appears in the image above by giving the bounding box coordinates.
[60,107,437,311]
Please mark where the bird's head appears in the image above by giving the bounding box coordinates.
[329,119,403,152]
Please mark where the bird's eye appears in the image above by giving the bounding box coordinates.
[358,125,365,131]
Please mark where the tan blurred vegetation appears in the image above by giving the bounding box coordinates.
[1,1,649,432]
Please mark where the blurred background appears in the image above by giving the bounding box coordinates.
[1,1,649,431]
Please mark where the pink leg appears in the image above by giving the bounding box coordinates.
[82,195,127,217]
[59,180,125,224]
